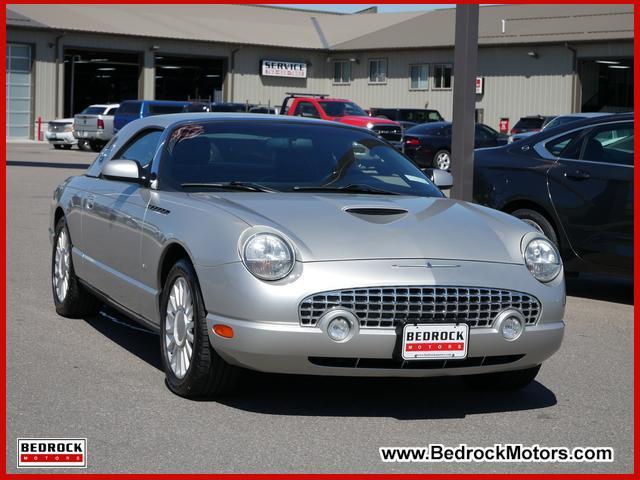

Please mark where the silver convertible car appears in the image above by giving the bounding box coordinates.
[50,113,565,398]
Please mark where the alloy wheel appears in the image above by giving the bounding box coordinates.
[164,277,195,379]
[53,229,71,302]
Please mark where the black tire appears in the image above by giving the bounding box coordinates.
[53,144,62,150]
[51,217,100,318]
[89,141,102,152]
[511,208,558,245]
[77,139,92,151]
[464,365,541,391]
[160,259,240,398]
[432,149,451,170]
[62,144,73,150]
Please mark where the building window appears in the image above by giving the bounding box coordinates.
[333,60,350,84]
[433,63,453,89]
[409,64,429,90]
[368,58,387,84]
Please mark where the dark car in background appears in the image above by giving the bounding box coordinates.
[370,107,444,124]
[404,122,508,170]
[114,100,206,132]
[510,115,556,136]
[474,113,633,279]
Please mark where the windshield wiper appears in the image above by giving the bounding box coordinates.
[180,181,276,192]
[292,184,400,195]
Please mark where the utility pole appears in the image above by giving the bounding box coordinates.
[450,5,479,202]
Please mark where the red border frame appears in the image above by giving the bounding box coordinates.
[2,1,637,478]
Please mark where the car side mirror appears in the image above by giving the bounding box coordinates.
[102,160,143,183]
[423,168,453,190]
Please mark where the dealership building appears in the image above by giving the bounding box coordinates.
[6,3,634,139]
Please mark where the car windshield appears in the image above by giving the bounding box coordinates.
[80,106,106,115]
[160,122,442,197]
[318,101,367,117]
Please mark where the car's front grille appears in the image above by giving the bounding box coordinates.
[49,123,68,132]
[299,286,541,329]
[308,354,525,369]
[371,124,402,142]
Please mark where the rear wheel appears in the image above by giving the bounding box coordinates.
[511,208,558,245]
[62,144,72,150]
[433,149,451,170]
[89,141,103,152]
[51,217,100,317]
[160,259,240,398]
[77,139,92,151]
[464,365,541,391]
[53,144,62,150]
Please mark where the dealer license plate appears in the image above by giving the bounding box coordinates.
[402,323,469,360]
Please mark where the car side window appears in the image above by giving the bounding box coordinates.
[475,125,492,140]
[581,123,634,166]
[545,130,584,158]
[112,129,163,169]
[106,107,118,115]
[293,102,320,118]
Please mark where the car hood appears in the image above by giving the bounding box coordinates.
[333,115,400,127]
[195,193,532,264]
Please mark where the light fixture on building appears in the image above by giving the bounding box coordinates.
[527,51,538,59]
[97,67,116,71]
[349,58,359,64]
[206,74,221,78]
[160,65,181,69]
[90,58,109,62]
[150,45,160,51]
[595,60,620,65]
[608,65,630,69]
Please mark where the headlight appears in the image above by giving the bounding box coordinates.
[243,233,294,281]
[523,238,562,283]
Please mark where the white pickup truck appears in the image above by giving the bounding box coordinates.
[73,104,119,152]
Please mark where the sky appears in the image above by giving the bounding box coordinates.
[269,4,456,13]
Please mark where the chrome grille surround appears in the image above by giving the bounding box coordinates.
[299,286,541,329]
[370,124,402,142]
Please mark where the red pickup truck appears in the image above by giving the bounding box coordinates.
[280,93,403,149]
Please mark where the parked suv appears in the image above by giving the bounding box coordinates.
[73,104,119,152]
[114,100,206,132]
[280,93,403,149]
[45,118,77,149]
[510,115,555,137]
[370,107,444,130]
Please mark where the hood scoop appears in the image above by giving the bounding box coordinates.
[344,206,408,224]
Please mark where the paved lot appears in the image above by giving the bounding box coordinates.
[6,142,634,474]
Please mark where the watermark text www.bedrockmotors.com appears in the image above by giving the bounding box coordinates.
[380,444,614,463]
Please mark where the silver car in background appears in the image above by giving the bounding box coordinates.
[49,114,565,398]
[73,103,120,152]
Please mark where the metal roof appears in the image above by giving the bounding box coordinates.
[6,4,634,51]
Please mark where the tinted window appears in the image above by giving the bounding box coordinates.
[117,102,141,115]
[318,101,367,117]
[159,122,442,197]
[293,102,320,118]
[81,106,107,115]
[583,123,634,166]
[475,125,495,140]
[113,129,163,168]
[105,107,118,115]
[544,116,585,130]
[514,117,545,130]
[147,104,185,115]
[545,131,583,157]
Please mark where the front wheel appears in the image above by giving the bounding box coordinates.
[464,365,541,391]
[51,217,100,317]
[160,259,240,398]
[433,150,451,170]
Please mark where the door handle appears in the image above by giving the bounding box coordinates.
[564,169,591,181]
[85,195,95,210]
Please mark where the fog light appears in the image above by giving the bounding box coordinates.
[327,317,351,342]
[501,316,523,340]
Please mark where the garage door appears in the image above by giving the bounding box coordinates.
[6,43,32,139]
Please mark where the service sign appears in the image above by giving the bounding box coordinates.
[261,60,307,78]
[475,76,484,94]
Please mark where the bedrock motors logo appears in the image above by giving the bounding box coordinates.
[17,438,87,468]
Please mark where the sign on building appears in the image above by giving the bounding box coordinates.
[475,76,484,95]
[261,60,307,78]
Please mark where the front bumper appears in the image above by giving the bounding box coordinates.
[199,259,565,377]
[45,131,76,145]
